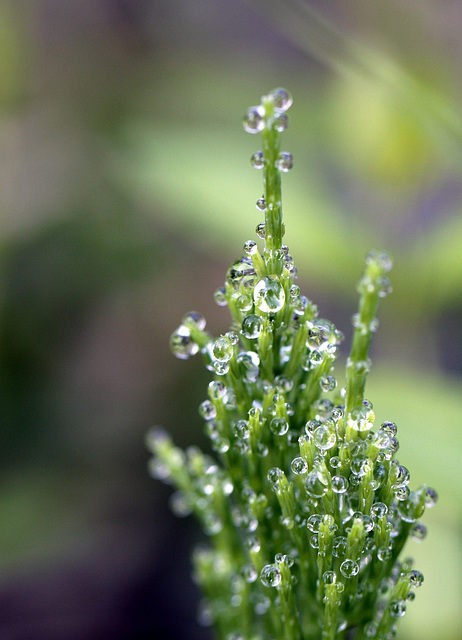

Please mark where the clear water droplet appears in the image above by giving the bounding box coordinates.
[275,152,293,172]
[243,106,265,134]
[273,112,288,132]
[313,425,337,451]
[305,470,329,497]
[333,536,347,558]
[410,521,427,541]
[241,564,258,583]
[243,240,258,256]
[389,599,406,618]
[424,487,438,508]
[254,276,285,313]
[370,502,388,520]
[199,400,216,421]
[269,417,289,436]
[408,570,424,588]
[213,360,230,376]
[323,570,337,584]
[234,419,249,439]
[267,87,293,112]
[267,467,283,486]
[170,325,199,359]
[213,336,234,362]
[309,350,323,366]
[378,276,393,298]
[332,475,348,494]
[250,150,265,168]
[291,457,308,475]
[182,311,206,330]
[320,375,337,392]
[208,380,226,400]
[377,546,392,562]
[214,287,227,307]
[260,564,281,588]
[241,314,263,339]
[255,222,266,239]
[236,351,260,381]
[256,195,266,211]
[340,559,359,578]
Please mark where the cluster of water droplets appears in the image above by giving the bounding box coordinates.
[148,89,437,640]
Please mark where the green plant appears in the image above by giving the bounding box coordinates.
[147,89,437,640]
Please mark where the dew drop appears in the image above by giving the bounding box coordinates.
[213,360,230,376]
[313,425,337,451]
[243,240,258,256]
[256,196,266,211]
[410,521,427,541]
[406,569,424,589]
[243,106,265,134]
[340,559,359,578]
[273,113,289,132]
[309,350,323,366]
[370,502,388,520]
[424,487,438,508]
[323,570,337,585]
[291,457,308,475]
[275,152,293,172]
[254,276,285,313]
[270,417,289,436]
[170,325,199,359]
[306,514,322,533]
[389,599,406,618]
[377,546,392,562]
[333,536,348,558]
[213,336,234,362]
[241,564,258,583]
[260,564,281,588]
[214,287,227,307]
[332,475,349,494]
[241,314,263,339]
[255,222,266,239]
[320,375,337,392]
[199,400,216,421]
[267,467,283,486]
[208,380,226,400]
[169,491,192,517]
[305,470,329,498]
[236,351,260,381]
[378,276,393,298]
[250,150,265,169]
[267,87,293,112]
[182,311,206,331]
[234,419,249,439]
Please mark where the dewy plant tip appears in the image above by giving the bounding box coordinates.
[148,89,437,640]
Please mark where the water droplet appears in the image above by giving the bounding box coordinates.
[267,87,293,112]
[395,486,410,501]
[291,457,308,475]
[241,564,257,583]
[213,360,230,376]
[305,470,329,497]
[378,276,393,298]
[255,222,266,239]
[377,546,392,562]
[197,599,213,627]
[309,350,323,366]
[389,599,406,618]
[273,113,288,132]
[370,502,388,520]
[332,475,349,494]
[256,195,266,211]
[250,150,265,169]
[340,559,359,578]
[227,257,256,288]
[267,467,283,486]
[347,412,374,434]
[243,106,265,134]
[320,375,337,392]
[234,419,249,440]
[236,351,260,381]
[241,314,263,339]
[408,570,424,588]
[313,425,337,451]
[392,464,410,487]
[254,276,285,313]
[323,570,337,584]
[270,417,289,436]
[199,400,216,421]
[170,325,199,359]
[214,287,227,307]
[243,240,258,256]
[364,621,378,637]
[275,152,293,172]
[260,564,281,588]
[424,487,438,508]
[333,536,348,558]
[409,522,426,543]
[213,335,234,362]
[182,311,206,331]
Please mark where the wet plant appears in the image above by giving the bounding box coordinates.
[147,89,437,640]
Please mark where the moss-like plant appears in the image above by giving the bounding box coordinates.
[147,89,437,640]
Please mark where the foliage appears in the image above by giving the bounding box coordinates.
[147,89,437,640]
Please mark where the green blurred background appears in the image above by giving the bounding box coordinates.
[0,1,461,638]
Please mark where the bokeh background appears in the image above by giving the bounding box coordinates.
[1,1,461,638]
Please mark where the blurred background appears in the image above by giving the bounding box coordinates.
[0,0,461,638]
